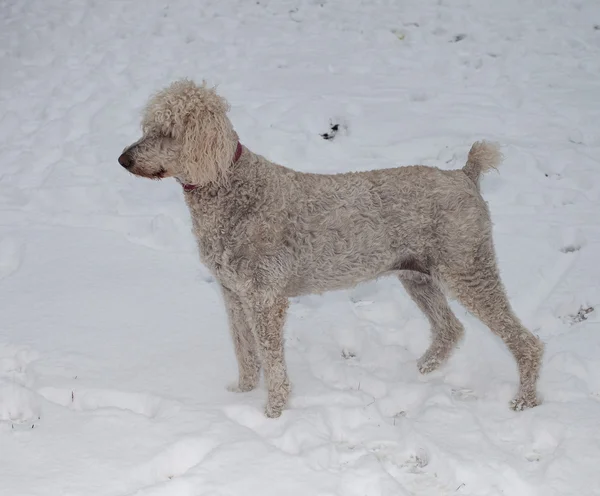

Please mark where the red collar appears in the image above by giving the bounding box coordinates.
[181,142,243,192]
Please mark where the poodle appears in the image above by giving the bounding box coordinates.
[118,79,544,418]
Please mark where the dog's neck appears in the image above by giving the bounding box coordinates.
[179,142,243,192]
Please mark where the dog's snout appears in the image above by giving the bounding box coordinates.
[118,153,134,169]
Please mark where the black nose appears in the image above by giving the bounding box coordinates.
[118,153,134,169]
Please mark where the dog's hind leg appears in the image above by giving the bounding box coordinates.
[221,286,261,393]
[243,296,291,418]
[400,276,464,374]
[440,245,544,410]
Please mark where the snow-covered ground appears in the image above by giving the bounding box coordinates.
[2,0,600,494]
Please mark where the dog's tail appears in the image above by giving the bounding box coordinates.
[462,141,502,190]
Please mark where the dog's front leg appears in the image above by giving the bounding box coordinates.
[244,295,291,418]
[221,285,261,393]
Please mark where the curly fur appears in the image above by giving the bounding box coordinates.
[119,79,544,418]
[141,80,238,185]
[463,140,503,189]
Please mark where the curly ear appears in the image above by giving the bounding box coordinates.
[180,91,238,186]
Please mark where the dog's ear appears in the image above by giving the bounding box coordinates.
[180,88,237,186]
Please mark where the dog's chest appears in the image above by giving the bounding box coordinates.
[187,215,251,292]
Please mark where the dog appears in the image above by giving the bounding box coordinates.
[119,79,544,418]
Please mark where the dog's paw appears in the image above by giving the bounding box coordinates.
[226,381,256,393]
[264,403,283,418]
[417,342,456,375]
[264,381,290,418]
[510,392,540,411]
[417,353,444,374]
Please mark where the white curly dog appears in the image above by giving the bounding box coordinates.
[119,79,544,418]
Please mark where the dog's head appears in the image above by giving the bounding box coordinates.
[118,79,238,186]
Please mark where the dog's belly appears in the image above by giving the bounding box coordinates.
[284,259,393,297]
[283,250,432,297]
[284,274,377,297]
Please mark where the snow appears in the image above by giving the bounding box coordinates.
[1,0,600,494]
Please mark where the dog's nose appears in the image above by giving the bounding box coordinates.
[118,153,134,169]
